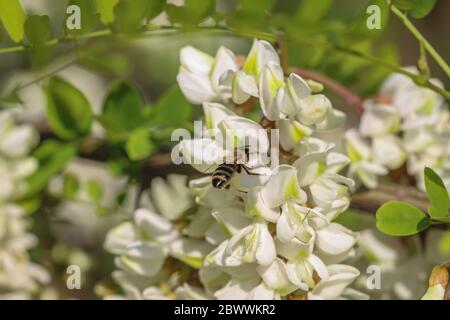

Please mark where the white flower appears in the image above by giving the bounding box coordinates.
[104,177,214,299]
[315,223,356,257]
[177,46,239,104]
[382,67,444,117]
[0,111,48,299]
[209,221,276,267]
[345,129,388,189]
[350,67,449,191]
[259,62,286,121]
[219,39,280,105]
[372,134,406,170]
[219,70,259,105]
[307,264,360,300]
[359,101,400,137]
[242,39,280,77]
[110,39,361,301]
[276,239,329,289]
[177,111,270,175]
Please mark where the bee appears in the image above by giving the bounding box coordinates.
[211,147,256,189]
[212,163,245,189]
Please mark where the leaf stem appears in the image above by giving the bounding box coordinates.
[390,5,450,80]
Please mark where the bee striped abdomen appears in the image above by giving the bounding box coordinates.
[212,164,238,189]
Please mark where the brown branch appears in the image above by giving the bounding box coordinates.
[350,183,430,213]
[293,67,364,114]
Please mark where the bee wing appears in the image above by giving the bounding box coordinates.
[176,138,223,173]
[197,163,219,174]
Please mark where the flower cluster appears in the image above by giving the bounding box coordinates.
[105,40,363,300]
[104,174,215,299]
[345,67,449,190]
[349,217,449,300]
[0,111,49,299]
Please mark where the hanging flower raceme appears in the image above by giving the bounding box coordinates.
[0,111,50,299]
[106,39,362,300]
[345,67,449,191]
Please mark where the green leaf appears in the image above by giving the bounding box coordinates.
[358,43,399,94]
[409,0,437,19]
[65,0,99,35]
[94,0,119,25]
[100,81,147,141]
[79,47,129,76]
[25,141,77,197]
[113,0,149,33]
[376,200,431,236]
[63,173,80,198]
[24,15,54,67]
[125,127,155,161]
[154,86,192,128]
[24,15,53,46]
[46,77,93,140]
[147,0,166,21]
[295,0,334,23]
[86,179,103,202]
[438,231,450,256]
[166,0,216,27]
[347,0,390,40]
[229,0,275,29]
[424,167,449,219]
[392,0,415,10]
[16,195,42,214]
[393,0,437,19]
[0,0,25,42]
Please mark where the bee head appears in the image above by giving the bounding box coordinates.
[212,178,229,189]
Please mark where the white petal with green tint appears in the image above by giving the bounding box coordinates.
[261,165,307,208]
[231,71,259,104]
[177,71,216,105]
[293,151,327,187]
[245,190,280,222]
[203,102,235,130]
[218,116,268,151]
[308,264,359,300]
[281,73,311,117]
[257,258,293,291]
[243,39,280,77]
[211,46,239,91]
[104,222,137,255]
[315,223,356,256]
[179,46,214,75]
[134,208,178,243]
[259,63,285,121]
[297,94,331,126]
[277,119,312,151]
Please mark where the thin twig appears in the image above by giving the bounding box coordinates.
[350,183,430,213]
[16,57,78,92]
[391,5,450,80]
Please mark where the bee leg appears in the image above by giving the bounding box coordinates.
[241,165,261,176]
